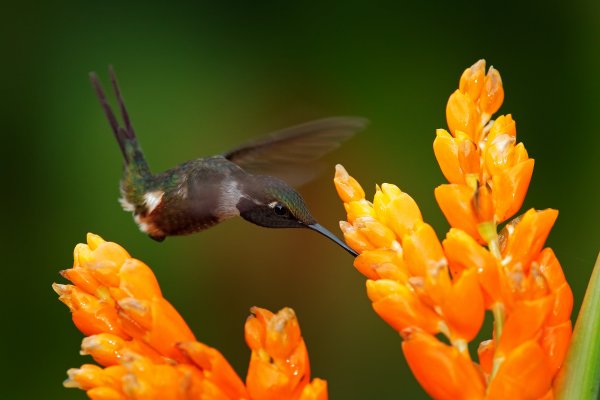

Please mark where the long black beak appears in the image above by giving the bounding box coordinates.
[308,223,358,257]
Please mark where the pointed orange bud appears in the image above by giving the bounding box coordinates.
[502,209,558,272]
[433,129,464,184]
[446,90,481,141]
[353,249,407,281]
[245,307,311,400]
[459,59,486,102]
[477,339,494,376]
[356,218,397,249]
[366,279,441,334]
[177,341,249,399]
[380,190,423,239]
[403,223,446,279]
[479,66,504,117]
[117,259,162,301]
[458,138,480,178]
[435,184,482,242]
[334,164,365,202]
[86,386,126,400]
[487,114,516,142]
[496,296,554,358]
[442,229,499,304]
[52,284,128,337]
[402,330,485,400]
[487,341,551,400]
[484,133,517,176]
[440,268,485,342]
[298,378,328,400]
[61,267,102,296]
[491,159,534,223]
[344,200,376,222]
[536,248,568,291]
[339,221,375,253]
[473,184,494,224]
[539,321,572,378]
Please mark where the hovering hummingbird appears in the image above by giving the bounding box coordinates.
[90,67,366,257]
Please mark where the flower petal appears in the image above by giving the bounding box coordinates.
[402,330,485,400]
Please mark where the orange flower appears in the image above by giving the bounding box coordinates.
[434,60,534,244]
[55,233,326,400]
[334,59,572,399]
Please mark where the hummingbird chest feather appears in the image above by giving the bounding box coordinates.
[122,157,246,239]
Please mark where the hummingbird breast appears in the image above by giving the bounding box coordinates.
[131,157,247,238]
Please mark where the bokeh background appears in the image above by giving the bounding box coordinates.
[2,1,599,398]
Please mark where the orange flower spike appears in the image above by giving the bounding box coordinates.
[440,268,485,343]
[459,59,486,102]
[486,341,552,400]
[401,329,486,400]
[366,279,442,334]
[435,184,482,242]
[479,66,505,118]
[433,129,464,185]
[502,209,558,272]
[446,89,481,141]
[334,164,365,203]
[177,341,249,399]
[491,158,535,223]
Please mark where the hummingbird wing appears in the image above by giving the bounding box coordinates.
[223,117,367,186]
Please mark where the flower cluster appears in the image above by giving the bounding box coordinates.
[334,60,572,399]
[54,233,326,400]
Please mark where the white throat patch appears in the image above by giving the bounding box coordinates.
[143,191,164,214]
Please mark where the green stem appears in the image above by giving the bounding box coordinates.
[492,302,505,340]
[555,252,600,400]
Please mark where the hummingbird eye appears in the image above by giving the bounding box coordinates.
[273,203,287,216]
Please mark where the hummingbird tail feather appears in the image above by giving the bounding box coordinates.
[89,68,150,176]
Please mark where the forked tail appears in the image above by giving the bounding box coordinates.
[89,67,150,178]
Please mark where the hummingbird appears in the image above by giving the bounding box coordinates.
[90,67,366,257]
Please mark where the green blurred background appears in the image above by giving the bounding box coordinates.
[2,1,599,398]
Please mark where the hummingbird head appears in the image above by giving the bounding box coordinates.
[237,176,358,257]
